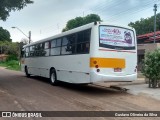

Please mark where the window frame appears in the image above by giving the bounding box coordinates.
[99,25,136,50]
[24,28,91,58]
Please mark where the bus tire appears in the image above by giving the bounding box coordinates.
[50,69,58,85]
[25,66,30,77]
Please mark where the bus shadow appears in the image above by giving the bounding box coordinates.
[28,75,50,84]
[29,76,127,96]
[59,82,127,95]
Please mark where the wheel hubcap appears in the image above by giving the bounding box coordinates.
[51,73,55,83]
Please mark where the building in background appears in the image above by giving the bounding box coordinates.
[137,31,160,71]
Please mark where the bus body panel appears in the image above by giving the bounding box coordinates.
[89,24,137,82]
[25,54,91,83]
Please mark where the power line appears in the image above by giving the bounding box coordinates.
[38,0,127,34]
[108,4,154,22]
[91,0,126,12]
[82,0,155,24]
[110,2,160,23]
[38,1,160,35]
[111,8,152,23]
[38,0,113,33]
[97,1,154,19]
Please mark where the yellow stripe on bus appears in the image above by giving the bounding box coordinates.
[90,58,125,68]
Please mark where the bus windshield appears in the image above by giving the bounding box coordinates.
[99,25,135,50]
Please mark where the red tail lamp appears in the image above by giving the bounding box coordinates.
[95,65,99,68]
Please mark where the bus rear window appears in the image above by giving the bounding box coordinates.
[99,26,135,50]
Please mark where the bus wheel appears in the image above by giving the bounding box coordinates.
[25,66,30,77]
[50,69,58,85]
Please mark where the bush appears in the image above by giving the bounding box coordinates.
[6,55,18,61]
[6,60,20,71]
[142,49,160,87]
[0,60,20,71]
[6,60,19,66]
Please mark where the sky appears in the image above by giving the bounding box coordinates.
[0,0,160,42]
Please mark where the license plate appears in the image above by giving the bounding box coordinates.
[114,68,122,72]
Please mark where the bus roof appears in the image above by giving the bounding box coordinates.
[24,22,134,48]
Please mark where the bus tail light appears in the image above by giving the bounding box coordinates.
[95,65,99,68]
[93,61,100,72]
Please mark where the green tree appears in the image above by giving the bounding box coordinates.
[0,41,19,56]
[0,0,33,21]
[0,27,12,42]
[84,14,101,24]
[142,49,160,88]
[128,13,160,35]
[62,14,101,32]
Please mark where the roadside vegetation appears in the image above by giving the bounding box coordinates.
[128,13,160,35]
[142,49,160,88]
[0,60,20,71]
[0,0,34,71]
[0,55,21,71]
[0,41,21,71]
[1,0,33,21]
[62,14,101,32]
[0,41,25,71]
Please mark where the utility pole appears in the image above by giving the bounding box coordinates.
[153,4,157,43]
[1,46,2,54]
[29,31,31,44]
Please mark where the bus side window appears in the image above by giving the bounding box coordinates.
[29,46,35,57]
[56,39,61,47]
[84,29,91,42]
[21,49,25,58]
[40,43,46,56]
[34,44,38,56]
[76,29,91,54]
[25,47,29,57]
[61,34,76,55]
[62,37,71,55]
[85,42,90,53]
[34,44,39,56]
[44,42,49,56]
[76,43,89,53]
[50,39,61,56]
[34,43,44,57]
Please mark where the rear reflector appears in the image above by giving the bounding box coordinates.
[97,69,100,72]
[93,61,97,64]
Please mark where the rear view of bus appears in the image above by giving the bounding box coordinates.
[90,23,137,83]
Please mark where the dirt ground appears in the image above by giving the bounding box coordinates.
[0,67,160,120]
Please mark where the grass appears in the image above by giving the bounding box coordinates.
[0,60,21,71]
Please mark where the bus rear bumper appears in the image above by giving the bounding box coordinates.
[90,72,137,83]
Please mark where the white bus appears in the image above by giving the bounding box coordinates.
[21,22,137,85]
